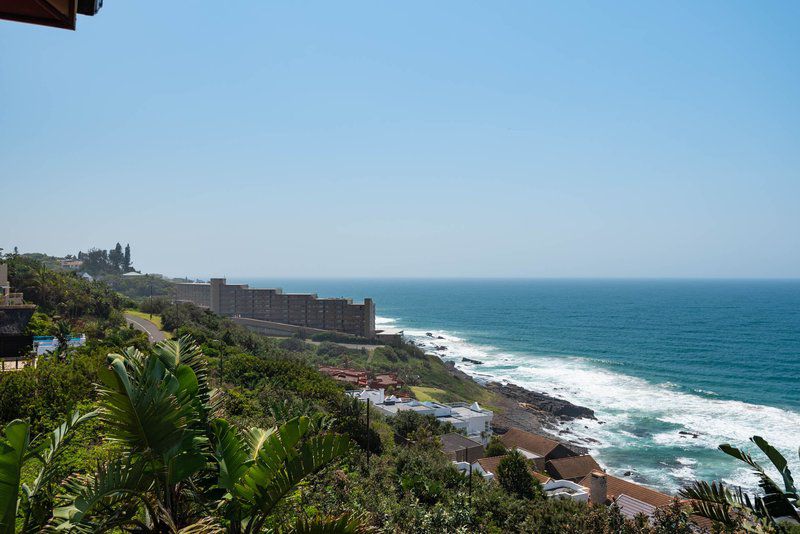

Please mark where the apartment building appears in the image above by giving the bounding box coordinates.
[175,278,376,338]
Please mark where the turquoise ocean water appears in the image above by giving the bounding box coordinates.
[234,278,800,493]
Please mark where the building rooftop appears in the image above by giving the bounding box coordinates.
[546,455,602,481]
[499,428,567,458]
[440,433,484,453]
[578,472,672,508]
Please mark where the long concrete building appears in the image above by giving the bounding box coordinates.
[175,278,376,339]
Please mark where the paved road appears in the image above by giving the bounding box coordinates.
[124,313,167,343]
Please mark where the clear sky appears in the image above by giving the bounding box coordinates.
[1,1,798,278]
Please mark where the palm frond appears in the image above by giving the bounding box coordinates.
[97,348,200,461]
[681,480,749,527]
[50,459,153,532]
[720,440,800,521]
[277,513,369,534]
[177,516,226,534]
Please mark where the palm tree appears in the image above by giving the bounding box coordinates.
[0,410,96,534]
[53,320,72,362]
[49,336,360,533]
[681,436,799,532]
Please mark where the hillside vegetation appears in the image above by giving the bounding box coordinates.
[2,254,793,532]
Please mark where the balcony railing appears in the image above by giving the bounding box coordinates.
[0,292,25,306]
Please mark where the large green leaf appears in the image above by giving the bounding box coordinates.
[98,348,200,460]
[0,419,30,534]
[751,436,797,496]
[154,336,219,427]
[240,431,351,518]
[720,441,799,521]
[211,419,252,492]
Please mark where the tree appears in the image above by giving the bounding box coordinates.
[54,319,72,361]
[651,499,694,534]
[485,435,508,457]
[123,243,132,272]
[496,450,539,500]
[109,243,124,271]
[681,435,800,532]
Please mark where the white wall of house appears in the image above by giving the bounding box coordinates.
[543,480,590,503]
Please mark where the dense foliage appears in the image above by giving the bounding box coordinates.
[6,254,131,320]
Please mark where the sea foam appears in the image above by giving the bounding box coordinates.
[381,316,800,494]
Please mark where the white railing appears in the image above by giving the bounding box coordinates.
[0,292,25,306]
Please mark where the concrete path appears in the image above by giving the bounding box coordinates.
[124,312,167,343]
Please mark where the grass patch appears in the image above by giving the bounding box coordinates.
[410,386,456,403]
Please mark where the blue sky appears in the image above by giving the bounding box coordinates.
[1,1,798,278]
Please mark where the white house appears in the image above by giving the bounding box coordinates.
[346,389,493,444]
[452,460,494,481]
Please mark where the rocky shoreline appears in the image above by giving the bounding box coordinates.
[442,360,595,452]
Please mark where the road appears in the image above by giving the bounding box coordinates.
[124,312,167,343]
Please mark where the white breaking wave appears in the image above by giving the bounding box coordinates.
[401,322,800,494]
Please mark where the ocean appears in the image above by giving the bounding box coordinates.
[233,278,800,494]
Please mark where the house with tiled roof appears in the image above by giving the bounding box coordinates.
[545,454,602,482]
[579,471,713,531]
[498,428,577,460]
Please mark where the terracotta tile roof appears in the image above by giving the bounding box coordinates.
[498,428,575,459]
[546,455,602,481]
[578,473,672,508]
[578,472,713,530]
[476,455,551,484]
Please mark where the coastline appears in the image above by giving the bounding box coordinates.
[438,358,595,455]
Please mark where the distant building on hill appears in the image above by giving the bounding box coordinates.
[175,278,376,338]
[59,258,83,270]
[318,366,368,387]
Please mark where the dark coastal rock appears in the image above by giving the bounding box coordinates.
[623,471,632,477]
[435,345,447,351]
[679,430,699,438]
[437,335,445,339]
[426,332,434,337]
[486,382,596,421]
[462,357,483,365]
